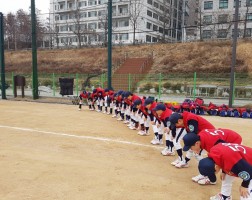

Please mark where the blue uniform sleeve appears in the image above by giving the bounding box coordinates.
[163,117,170,127]
[231,159,252,188]
[187,119,199,134]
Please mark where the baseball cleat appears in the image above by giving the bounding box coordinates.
[171,158,181,166]
[112,115,117,118]
[137,130,149,136]
[197,177,216,185]
[175,161,189,168]
[117,117,123,121]
[107,112,111,115]
[129,126,136,130]
[161,147,175,156]
[78,108,81,111]
[192,174,205,182]
[123,120,129,124]
[150,138,163,145]
[103,111,107,114]
[210,193,232,200]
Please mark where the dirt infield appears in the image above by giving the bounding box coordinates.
[0,100,251,200]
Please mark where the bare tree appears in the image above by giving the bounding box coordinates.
[129,0,143,45]
[5,12,18,50]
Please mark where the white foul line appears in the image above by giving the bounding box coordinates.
[0,125,162,150]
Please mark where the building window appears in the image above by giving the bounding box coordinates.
[60,25,68,32]
[233,0,241,7]
[146,35,151,42]
[88,11,97,17]
[60,14,68,20]
[153,13,158,20]
[153,24,158,31]
[203,15,212,24]
[81,12,87,18]
[217,29,228,38]
[147,10,152,17]
[219,0,228,9]
[218,14,228,23]
[118,20,129,27]
[88,0,97,5]
[152,37,157,42]
[88,22,97,29]
[55,16,59,21]
[119,33,129,40]
[204,1,213,10]
[247,0,252,6]
[159,27,163,33]
[202,30,212,39]
[147,0,152,5]
[154,1,159,8]
[247,13,252,21]
[79,1,87,7]
[160,5,164,11]
[59,3,65,10]
[245,28,252,37]
[146,22,152,29]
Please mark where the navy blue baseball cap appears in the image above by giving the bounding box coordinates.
[93,89,97,93]
[153,103,166,111]
[133,99,142,108]
[182,133,200,151]
[124,91,133,98]
[169,112,182,129]
[144,98,154,106]
[117,90,124,95]
[198,158,217,183]
[104,88,109,92]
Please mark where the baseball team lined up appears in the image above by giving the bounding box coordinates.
[78,87,252,200]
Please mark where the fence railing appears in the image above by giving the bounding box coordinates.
[1,72,252,101]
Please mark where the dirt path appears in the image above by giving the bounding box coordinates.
[0,100,251,200]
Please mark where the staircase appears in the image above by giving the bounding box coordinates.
[112,56,153,91]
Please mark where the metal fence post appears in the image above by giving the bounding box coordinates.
[76,73,79,96]
[193,72,197,100]
[158,73,162,100]
[52,73,55,96]
[12,72,14,96]
[128,74,131,91]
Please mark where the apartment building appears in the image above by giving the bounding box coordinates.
[199,0,252,40]
[49,0,186,47]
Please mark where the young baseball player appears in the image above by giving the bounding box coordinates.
[144,98,163,145]
[199,143,252,200]
[78,90,89,111]
[169,111,215,168]
[183,129,242,199]
[133,99,150,136]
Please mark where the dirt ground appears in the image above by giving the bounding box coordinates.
[0,100,251,200]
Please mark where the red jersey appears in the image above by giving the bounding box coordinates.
[80,92,89,99]
[208,143,252,176]
[199,129,242,152]
[159,108,173,121]
[131,95,141,104]
[182,111,215,133]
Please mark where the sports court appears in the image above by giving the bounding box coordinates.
[0,100,251,200]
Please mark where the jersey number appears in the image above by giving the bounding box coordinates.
[222,143,246,154]
[204,129,225,136]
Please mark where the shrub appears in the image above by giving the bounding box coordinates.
[40,78,53,87]
[142,82,153,91]
[163,82,172,89]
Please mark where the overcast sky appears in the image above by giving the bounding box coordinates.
[0,0,50,16]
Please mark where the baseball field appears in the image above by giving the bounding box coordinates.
[0,100,251,200]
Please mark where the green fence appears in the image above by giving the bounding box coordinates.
[1,72,252,100]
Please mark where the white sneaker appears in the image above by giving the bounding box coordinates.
[161,147,175,156]
[96,110,101,112]
[127,123,133,127]
[123,120,129,124]
[117,117,123,121]
[90,108,94,111]
[151,138,161,145]
[107,112,111,115]
[112,115,117,118]
[175,160,189,168]
[103,111,106,114]
[129,126,136,130]
[210,193,232,200]
[198,177,216,185]
[192,174,205,182]
[171,158,181,166]
[78,108,81,111]
[137,130,147,136]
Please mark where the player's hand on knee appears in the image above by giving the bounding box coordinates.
[239,186,250,198]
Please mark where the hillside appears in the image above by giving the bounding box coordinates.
[4,39,252,74]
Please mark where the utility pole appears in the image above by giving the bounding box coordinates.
[31,0,39,99]
[107,0,112,89]
[228,0,239,107]
[0,12,6,99]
